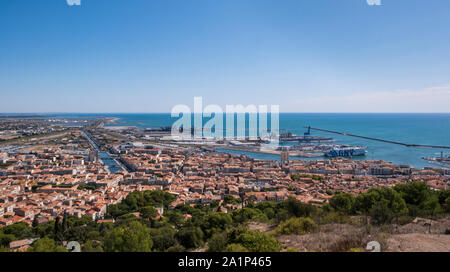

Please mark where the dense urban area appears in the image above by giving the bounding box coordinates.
[0,117,449,252]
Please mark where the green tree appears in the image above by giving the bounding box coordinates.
[262,207,275,219]
[369,201,394,225]
[106,190,175,218]
[2,222,33,240]
[54,216,61,241]
[140,206,158,220]
[284,197,315,218]
[394,182,430,206]
[99,222,115,236]
[175,227,204,249]
[33,220,55,238]
[236,231,281,252]
[62,214,68,233]
[103,221,153,252]
[149,227,176,251]
[82,240,104,252]
[421,194,443,215]
[202,213,232,238]
[32,216,39,228]
[116,213,140,226]
[231,208,266,224]
[0,233,16,247]
[329,193,355,214]
[27,238,67,252]
[355,187,408,216]
[87,230,101,241]
[166,211,185,227]
[206,232,228,252]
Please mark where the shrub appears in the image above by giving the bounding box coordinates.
[273,217,318,235]
[167,244,186,252]
[329,236,364,252]
[236,231,281,252]
[223,243,248,252]
[395,215,413,225]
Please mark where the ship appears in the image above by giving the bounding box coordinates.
[325,146,366,157]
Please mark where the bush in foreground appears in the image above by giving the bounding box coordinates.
[273,217,318,235]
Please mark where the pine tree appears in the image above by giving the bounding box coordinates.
[54,216,61,242]
[32,216,39,228]
[62,213,68,233]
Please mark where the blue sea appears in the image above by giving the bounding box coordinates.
[9,113,450,169]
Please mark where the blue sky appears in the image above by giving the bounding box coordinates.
[1,0,449,113]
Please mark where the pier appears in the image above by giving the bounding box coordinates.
[305,127,450,149]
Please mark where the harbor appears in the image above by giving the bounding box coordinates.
[158,126,367,159]
[75,113,450,169]
[306,126,450,149]
[423,152,450,168]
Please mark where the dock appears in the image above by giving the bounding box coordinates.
[305,127,450,149]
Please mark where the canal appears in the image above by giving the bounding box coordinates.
[81,130,123,174]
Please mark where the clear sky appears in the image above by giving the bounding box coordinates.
[1,0,449,113]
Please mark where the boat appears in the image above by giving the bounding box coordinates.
[325,146,366,157]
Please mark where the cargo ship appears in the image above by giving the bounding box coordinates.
[325,146,366,157]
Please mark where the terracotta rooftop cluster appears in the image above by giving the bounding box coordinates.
[1,137,449,228]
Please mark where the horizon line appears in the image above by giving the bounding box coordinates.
[1,112,450,115]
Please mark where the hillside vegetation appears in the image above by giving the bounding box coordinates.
[1,182,449,252]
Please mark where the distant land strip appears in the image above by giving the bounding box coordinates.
[306,127,450,149]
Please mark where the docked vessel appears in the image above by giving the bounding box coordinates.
[325,146,366,157]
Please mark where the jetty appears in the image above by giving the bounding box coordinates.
[305,127,450,149]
